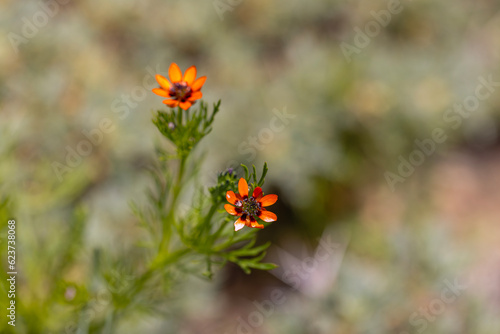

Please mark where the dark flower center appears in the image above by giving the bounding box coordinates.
[169,82,192,102]
[240,196,262,217]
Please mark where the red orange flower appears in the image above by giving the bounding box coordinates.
[152,63,206,110]
[224,178,278,231]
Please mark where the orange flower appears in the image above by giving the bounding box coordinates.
[224,178,278,231]
[152,63,206,110]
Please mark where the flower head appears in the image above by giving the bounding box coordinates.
[224,178,278,231]
[152,63,207,110]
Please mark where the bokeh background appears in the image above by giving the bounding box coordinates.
[2,0,500,333]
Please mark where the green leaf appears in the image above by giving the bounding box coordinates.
[246,262,278,271]
[229,241,271,257]
[257,162,268,187]
[241,164,250,180]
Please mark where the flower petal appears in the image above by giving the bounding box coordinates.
[250,221,264,229]
[163,99,179,107]
[252,187,263,200]
[258,210,277,222]
[183,66,197,85]
[246,216,262,228]
[191,76,206,91]
[188,91,202,101]
[155,74,171,90]
[238,178,248,198]
[152,88,169,97]
[226,191,240,205]
[224,204,240,216]
[234,218,246,231]
[179,101,192,110]
[259,194,278,207]
[169,63,182,83]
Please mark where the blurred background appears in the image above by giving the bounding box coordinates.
[1,0,500,333]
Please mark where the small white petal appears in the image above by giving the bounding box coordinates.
[234,219,245,231]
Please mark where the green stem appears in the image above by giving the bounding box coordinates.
[203,202,218,228]
[177,106,183,125]
[132,248,189,299]
[103,309,116,334]
[197,201,220,243]
[112,247,190,324]
[159,152,187,252]
[210,215,230,244]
